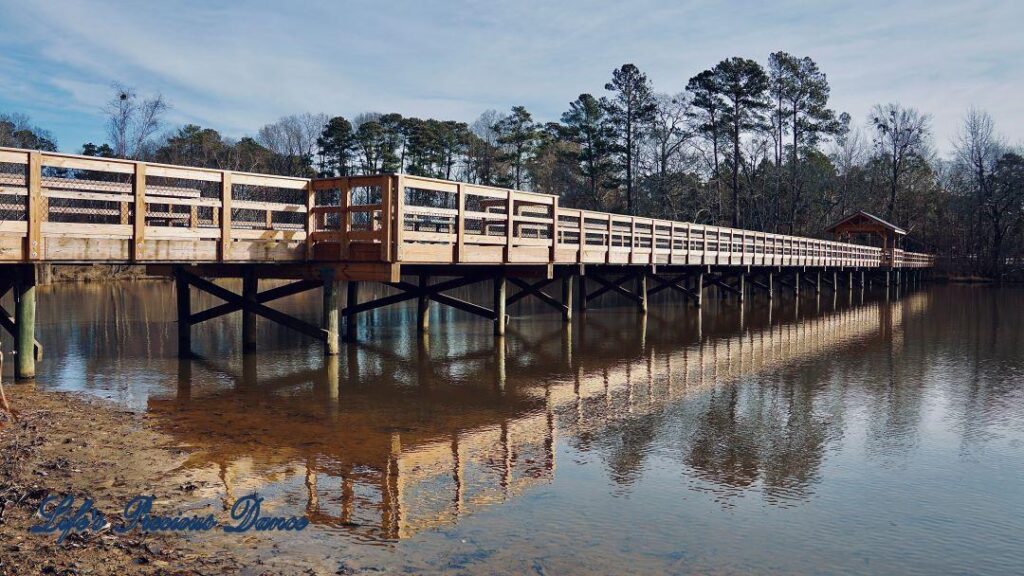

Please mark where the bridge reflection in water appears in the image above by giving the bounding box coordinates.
[143,287,930,541]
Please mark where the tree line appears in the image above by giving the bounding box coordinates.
[3,54,1022,277]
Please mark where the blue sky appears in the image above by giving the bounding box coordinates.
[1,0,1020,154]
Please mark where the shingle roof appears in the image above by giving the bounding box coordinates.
[825,210,906,236]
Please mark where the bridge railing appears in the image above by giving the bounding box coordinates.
[313,173,932,268]
[0,146,311,262]
[0,146,934,269]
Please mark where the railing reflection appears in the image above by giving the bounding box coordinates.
[142,287,931,541]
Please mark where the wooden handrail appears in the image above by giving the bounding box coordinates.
[0,146,935,268]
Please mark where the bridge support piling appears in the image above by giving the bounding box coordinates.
[493,275,506,337]
[794,272,801,298]
[578,275,587,313]
[345,281,359,342]
[175,268,191,358]
[561,275,573,322]
[738,273,746,304]
[637,272,648,313]
[417,274,430,333]
[242,267,258,353]
[322,270,340,355]
[14,266,36,380]
[695,272,704,307]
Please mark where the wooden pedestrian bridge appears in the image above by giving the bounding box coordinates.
[0,146,933,378]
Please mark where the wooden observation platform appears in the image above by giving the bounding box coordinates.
[0,146,934,379]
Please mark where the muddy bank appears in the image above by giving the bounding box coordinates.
[0,386,336,576]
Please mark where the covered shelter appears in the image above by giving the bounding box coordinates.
[825,210,906,264]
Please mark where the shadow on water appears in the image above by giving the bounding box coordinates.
[6,281,1024,574]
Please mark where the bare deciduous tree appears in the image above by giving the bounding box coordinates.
[105,83,169,159]
[870,103,931,220]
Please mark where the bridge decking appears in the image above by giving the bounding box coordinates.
[0,145,935,379]
[0,146,933,279]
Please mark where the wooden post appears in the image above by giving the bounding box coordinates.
[794,272,800,298]
[242,267,257,353]
[606,215,613,264]
[417,274,430,333]
[494,275,507,337]
[131,162,146,261]
[505,191,515,262]
[815,271,821,295]
[767,272,774,299]
[345,281,359,342]
[14,266,36,379]
[393,175,404,262]
[738,273,746,303]
[322,269,340,355]
[637,270,648,313]
[175,269,191,358]
[561,274,573,322]
[695,272,704,308]
[305,180,316,259]
[26,151,42,261]
[578,274,587,312]
[219,172,233,261]
[550,196,559,262]
[340,179,351,260]
[455,183,465,263]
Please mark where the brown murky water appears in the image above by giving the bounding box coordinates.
[4,281,1023,575]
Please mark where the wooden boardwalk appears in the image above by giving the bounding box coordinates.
[0,147,932,273]
[0,146,934,378]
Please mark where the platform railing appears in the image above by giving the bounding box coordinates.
[312,173,933,269]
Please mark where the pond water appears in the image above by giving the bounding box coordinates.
[5,281,1023,575]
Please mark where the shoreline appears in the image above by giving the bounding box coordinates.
[0,386,335,575]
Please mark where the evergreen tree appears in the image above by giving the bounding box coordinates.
[561,93,614,209]
[713,57,770,227]
[603,64,657,214]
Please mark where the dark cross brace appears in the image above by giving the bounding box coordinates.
[585,273,644,305]
[802,274,821,287]
[0,278,43,360]
[178,270,327,341]
[507,277,567,314]
[389,278,497,320]
[347,275,498,320]
[704,274,741,295]
[648,274,700,303]
[748,277,772,293]
[190,279,323,324]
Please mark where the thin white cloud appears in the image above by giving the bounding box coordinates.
[0,0,1020,153]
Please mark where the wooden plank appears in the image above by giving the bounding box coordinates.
[138,164,220,182]
[0,150,29,164]
[232,172,309,190]
[219,172,232,260]
[42,155,134,174]
[233,199,305,212]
